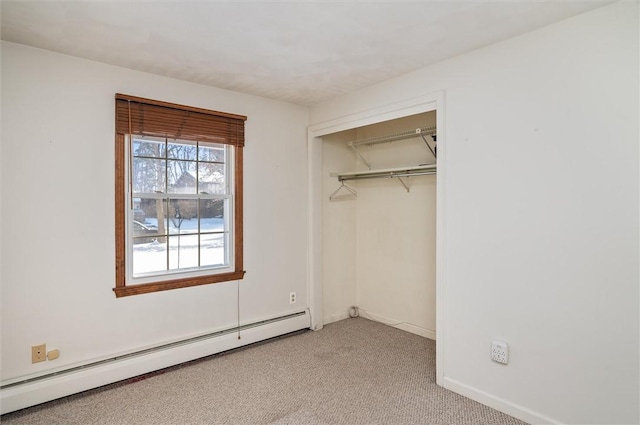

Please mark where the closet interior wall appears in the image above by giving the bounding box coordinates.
[322,129,358,323]
[322,112,437,339]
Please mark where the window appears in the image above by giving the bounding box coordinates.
[114,94,246,297]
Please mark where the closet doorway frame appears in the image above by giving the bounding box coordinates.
[307,91,446,386]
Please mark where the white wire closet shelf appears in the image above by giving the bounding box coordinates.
[348,126,436,146]
[348,126,437,170]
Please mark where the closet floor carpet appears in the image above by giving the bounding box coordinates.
[2,318,526,425]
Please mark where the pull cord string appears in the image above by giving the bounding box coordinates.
[237,280,241,340]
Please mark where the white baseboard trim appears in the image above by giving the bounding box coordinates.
[442,377,560,425]
[394,322,436,340]
[358,310,436,340]
[1,311,310,415]
[323,312,349,325]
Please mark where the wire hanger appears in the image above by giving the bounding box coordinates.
[329,181,357,201]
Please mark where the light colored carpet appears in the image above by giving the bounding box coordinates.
[269,410,324,425]
[1,318,527,424]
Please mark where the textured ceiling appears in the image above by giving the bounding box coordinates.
[1,1,613,106]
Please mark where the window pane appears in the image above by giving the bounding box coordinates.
[198,143,225,162]
[200,199,225,233]
[131,219,160,243]
[167,140,197,160]
[167,160,197,193]
[169,234,199,270]
[198,163,226,194]
[200,233,226,267]
[138,198,168,236]
[132,239,167,275]
[168,199,198,235]
[133,137,165,158]
[133,158,165,193]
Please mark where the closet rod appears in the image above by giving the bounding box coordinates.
[348,126,436,147]
[339,170,436,182]
[336,164,436,182]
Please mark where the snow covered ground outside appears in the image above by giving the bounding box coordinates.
[132,217,227,275]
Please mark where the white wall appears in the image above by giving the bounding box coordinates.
[1,42,309,385]
[311,2,639,424]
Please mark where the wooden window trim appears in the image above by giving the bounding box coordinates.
[114,95,246,298]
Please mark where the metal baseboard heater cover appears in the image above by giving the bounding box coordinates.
[1,311,308,391]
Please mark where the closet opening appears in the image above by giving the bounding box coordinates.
[307,91,444,385]
[319,111,437,340]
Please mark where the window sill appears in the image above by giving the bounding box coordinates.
[113,270,246,297]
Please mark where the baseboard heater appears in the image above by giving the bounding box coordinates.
[1,310,310,414]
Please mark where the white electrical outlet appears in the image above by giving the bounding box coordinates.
[491,340,509,365]
[289,292,296,304]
